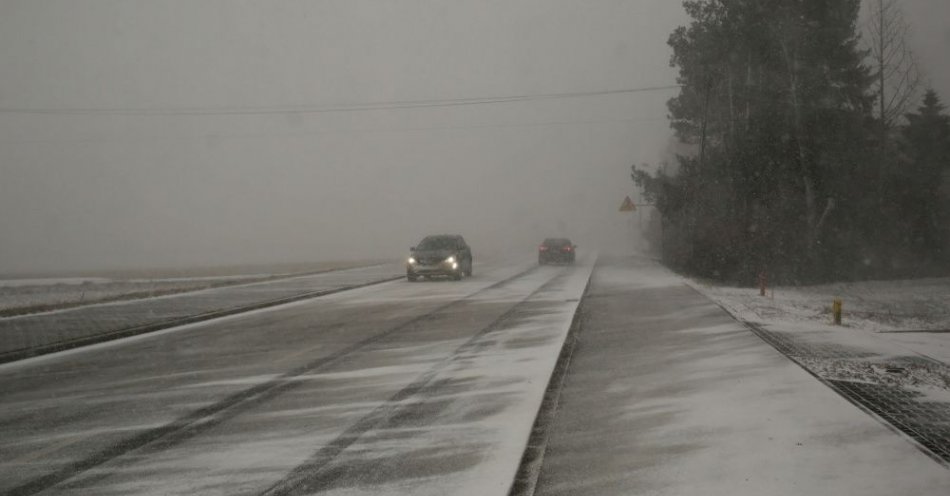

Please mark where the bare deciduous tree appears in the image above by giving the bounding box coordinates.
[866,0,921,130]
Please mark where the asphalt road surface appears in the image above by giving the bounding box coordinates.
[0,257,593,496]
[530,256,950,495]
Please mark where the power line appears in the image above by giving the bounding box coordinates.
[0,85,682,116]
[0,116,669,146]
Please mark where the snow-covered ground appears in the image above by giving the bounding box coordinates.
[0,277,267,315]
[693,276,950,333]
[0,277,113,287]
[690,276,950,409]
[0,261,381,316]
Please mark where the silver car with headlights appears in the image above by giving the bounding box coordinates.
[406,235,473,281]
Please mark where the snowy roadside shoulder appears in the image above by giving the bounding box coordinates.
[687,276,950,465]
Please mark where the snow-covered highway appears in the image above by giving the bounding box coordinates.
[3,255,950,496]
[0,257,592,495]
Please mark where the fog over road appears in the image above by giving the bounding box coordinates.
[2,2,949,493]
[4,254,950,495]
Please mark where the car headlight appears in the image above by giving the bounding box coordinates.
[445,256,456,264]
[408,257,416,265]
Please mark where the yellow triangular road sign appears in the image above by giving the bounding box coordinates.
[619,196,636,212]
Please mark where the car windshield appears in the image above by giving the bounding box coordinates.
[2,2,949,495]
[416,237,458,250]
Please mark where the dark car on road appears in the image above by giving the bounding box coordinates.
[407,235,473,281]
[538,238,576,265]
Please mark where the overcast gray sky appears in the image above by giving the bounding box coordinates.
[1,1,948,274]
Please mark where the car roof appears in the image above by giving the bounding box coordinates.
[422,234,463,240]
[419,234,467,245]
[542,238,572,245]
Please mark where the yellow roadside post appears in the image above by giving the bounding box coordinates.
[832,298,843,325]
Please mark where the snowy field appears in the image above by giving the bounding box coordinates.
[0,261,381,316]
[693,276,950,332]
[0,277,267,315]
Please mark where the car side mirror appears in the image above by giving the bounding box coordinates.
[410,246,416,251]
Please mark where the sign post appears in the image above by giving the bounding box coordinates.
[619,196,637,252]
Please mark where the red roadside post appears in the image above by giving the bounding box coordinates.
[758,271,767,297]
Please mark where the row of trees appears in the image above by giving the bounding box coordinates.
[633,0,950,284]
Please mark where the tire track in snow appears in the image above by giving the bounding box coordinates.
[7,266,540,496]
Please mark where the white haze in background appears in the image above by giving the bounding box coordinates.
[0,0,947,274]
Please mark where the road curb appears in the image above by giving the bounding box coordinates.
[507,265,594,496]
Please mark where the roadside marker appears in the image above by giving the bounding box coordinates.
[619,196,636,212]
